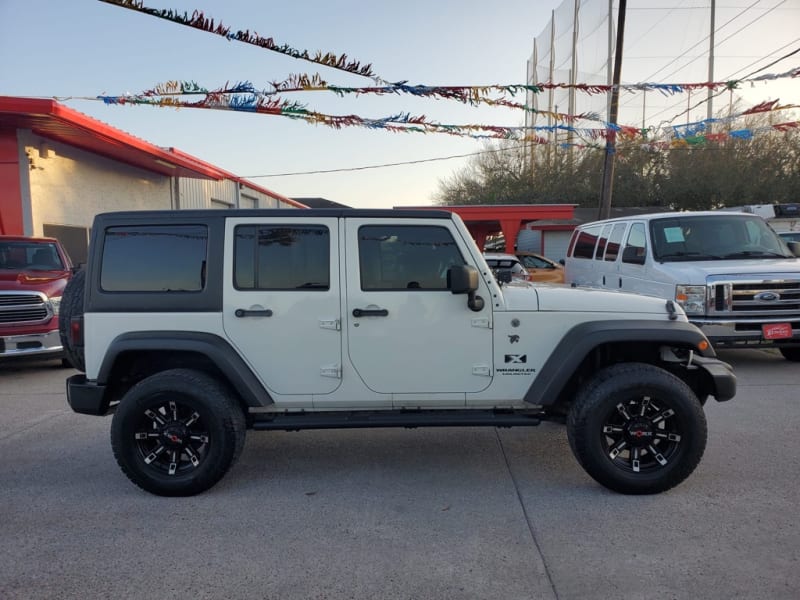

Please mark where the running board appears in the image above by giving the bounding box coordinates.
[249,409,544,431]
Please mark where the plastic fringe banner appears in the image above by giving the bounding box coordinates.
[97,0,382,82]
[96,90,799,150]
[118,79,800,135]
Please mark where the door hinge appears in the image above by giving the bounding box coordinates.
[471,317,492,329]
[319,318,341,331]
[320,364,342,378]
[472,365,492,376]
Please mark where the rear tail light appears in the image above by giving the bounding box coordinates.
[70,317,83,346]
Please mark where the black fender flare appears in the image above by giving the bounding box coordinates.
[524,319,729,406]
[99,331,273,407]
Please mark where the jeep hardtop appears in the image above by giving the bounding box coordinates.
[64,209,736,496]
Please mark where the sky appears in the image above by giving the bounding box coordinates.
[1,0,798,209]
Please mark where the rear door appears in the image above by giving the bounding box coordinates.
[222,217,342,395]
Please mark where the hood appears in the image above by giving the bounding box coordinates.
[656,257,800,283]
[533,284,686,317]
[0,270,70,297]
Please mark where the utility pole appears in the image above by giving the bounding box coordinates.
[598,0,627,220]
[568,0,579,167]
[707,0,716,121]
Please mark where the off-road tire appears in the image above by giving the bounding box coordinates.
[779,347,800,362]
[111,369,246,496]
[58,269,86,371]
[567,363,707,495]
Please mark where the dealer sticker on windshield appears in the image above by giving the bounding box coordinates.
[762,323,793,340]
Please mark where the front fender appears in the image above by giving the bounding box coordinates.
[525,320,722,406]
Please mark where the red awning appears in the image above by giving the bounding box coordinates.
[405,204,576,250]
[0,96,225,180]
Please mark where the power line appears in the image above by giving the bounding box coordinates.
[655,44,800,128]
[621,0,769,113]
[639,0,766,83]
[241,145,528,178]
[656,0,788,83]
[638,4,795,124]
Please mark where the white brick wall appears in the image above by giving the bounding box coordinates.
[23,131,171,236]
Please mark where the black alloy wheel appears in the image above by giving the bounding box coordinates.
[567,362,707,495]
[111,369,246,496]
[600,395,683,476]
[133,397,211,478]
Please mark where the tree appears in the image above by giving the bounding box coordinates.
[435,113,800,209]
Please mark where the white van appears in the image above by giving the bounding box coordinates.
[564,211,800,360]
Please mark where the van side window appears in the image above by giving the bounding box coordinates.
[622,223,647,264]
[605,223,627,261]
[573,224,603,259]
[595,224,613,260]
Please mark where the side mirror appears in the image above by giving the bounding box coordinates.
[495,269,513,284]
[622,246,646,265]
[559,259,565,266]
[447,264,479,294]
[788,241,800,257]
[447,265,484,312]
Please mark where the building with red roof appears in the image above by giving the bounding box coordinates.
[0,96,305,262]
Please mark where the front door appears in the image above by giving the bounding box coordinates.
[344,219,493,395]
[222,217,342,395]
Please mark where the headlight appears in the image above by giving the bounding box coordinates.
[49,295,62,316]
[675,285,706,315]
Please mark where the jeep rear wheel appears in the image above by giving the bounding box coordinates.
[567,363,707,495]
[58,269,86,371]
[111,369,246,496]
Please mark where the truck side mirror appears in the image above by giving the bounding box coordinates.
[622,246,646,265]
[494,269,513,284]
[447,265,484,312]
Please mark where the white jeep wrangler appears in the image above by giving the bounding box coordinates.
[63,209,735,496]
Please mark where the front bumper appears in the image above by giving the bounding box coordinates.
[690,318,800,348]
[66,374,111,416]
[691,355,736,402]
[0,330,62,358]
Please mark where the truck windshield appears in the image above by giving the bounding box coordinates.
[650,215,793,262]
[0,242,64,271]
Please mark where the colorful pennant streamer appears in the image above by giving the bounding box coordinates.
[98,0,381,82]
[96,89,799,150]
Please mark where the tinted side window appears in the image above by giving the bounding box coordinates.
[595,224,612,259]
[573,225,603,259]
[622,223,647,264]
[359,225,464,290]
[234,225,329,290]
[101,225,208,292]
[604,223,627,261]
[520,255,549,269]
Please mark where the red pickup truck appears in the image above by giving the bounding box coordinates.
[0,236,73,362]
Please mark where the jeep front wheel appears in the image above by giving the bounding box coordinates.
[567,363,707,495]
[111,369,246,496]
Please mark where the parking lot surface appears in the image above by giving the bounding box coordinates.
[1,349,798,599]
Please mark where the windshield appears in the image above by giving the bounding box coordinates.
[0,241,65,271]
[650,215,793,262]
